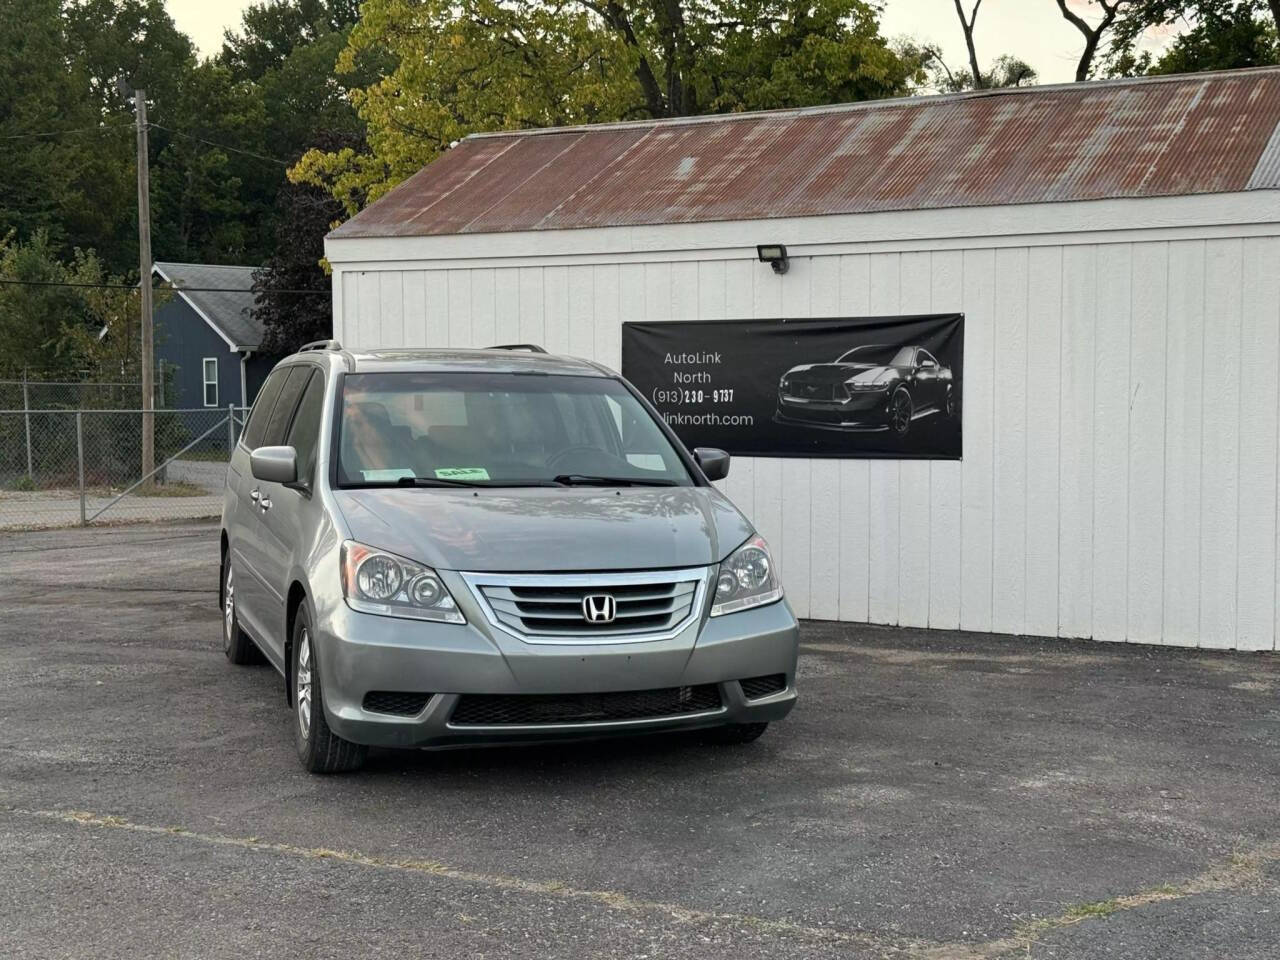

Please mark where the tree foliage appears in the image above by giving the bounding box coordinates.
[254,134,361,356]
[292,0,925,215]
[0,231,152,380]
[3,0,363,279]
[913,0,1037,94]
[1106,1,1279,75]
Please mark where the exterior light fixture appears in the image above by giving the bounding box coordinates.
[756,244,789,275]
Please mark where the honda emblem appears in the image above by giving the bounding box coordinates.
[581,594,617,624]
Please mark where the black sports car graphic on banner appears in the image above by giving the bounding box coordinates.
[622,314,963,459]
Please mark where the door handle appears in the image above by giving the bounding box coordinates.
[259,497,272,511]
[249,488,260,502]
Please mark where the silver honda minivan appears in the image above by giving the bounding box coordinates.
[220,342,798,772]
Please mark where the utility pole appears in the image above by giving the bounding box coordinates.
[135,88,154,484]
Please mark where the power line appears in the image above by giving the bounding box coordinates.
[0,278,327,295]
[1,121,294,168]
[0,122,136,141]
[148,123,292,167]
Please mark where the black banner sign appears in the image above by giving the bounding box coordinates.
[622,315,963,459]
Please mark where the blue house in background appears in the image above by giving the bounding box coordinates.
[152,262,273,409]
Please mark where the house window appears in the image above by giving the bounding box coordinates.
[202,358,218,407]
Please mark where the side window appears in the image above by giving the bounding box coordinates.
[285,371,325,484]
[262,367,312,446]
[241,368,289,450]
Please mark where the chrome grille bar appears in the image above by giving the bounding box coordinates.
[459,567,710,645]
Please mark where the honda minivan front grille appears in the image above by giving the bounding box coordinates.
[461,568,709,644]
[449,685,722,726]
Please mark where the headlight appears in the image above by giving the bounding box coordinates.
[710,535,783,616]
[340,540,465,623]
[846,378,890,392]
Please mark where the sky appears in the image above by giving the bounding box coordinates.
[167,0,1167,87]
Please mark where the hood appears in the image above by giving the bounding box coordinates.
[332,485,755,572]
[785,362,888,384]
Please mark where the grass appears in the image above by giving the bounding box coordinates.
[134,482,210,498]
[1060,899,1123,922]
[170,449,232,462]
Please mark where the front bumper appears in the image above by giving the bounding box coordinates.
[312,581,799,749]
[774,391,892,430]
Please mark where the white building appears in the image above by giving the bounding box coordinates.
[325,67,1280,651]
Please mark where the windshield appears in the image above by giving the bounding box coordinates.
[335,372,695,487]
[836,345,915,366]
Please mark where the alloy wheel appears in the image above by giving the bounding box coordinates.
[891,391,912,435]
[223,566,235,652]
[296,629,313,740]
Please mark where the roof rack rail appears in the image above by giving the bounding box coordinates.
[487,343,547,353]
[298,339,342,352]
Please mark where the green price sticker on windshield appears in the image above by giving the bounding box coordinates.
[435,467,490,482]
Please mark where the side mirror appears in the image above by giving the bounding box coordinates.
[250,445,298,485]
[693,447,730,482]
[919,358,938,369]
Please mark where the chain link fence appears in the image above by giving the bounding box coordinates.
[0,405,246,530]
[0,379,148,411]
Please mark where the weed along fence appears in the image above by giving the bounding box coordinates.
[0,406,245,530]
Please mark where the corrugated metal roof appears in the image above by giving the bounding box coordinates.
[153,262,262,350]
[330,67,1280,240]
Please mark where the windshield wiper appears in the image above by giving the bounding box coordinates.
[339,476,485,488]
[552,474,677,487]
[395,475,485,488]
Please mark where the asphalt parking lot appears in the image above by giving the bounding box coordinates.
[2,522,1278,959]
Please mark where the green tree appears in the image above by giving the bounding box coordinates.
[148,62,269,264]
[221,0,363,80]
[0,230,149,380]
[254,133,361,356]
[0,0,135,271]
[293,0,924,215]
[919,1,1036,92]
[1106,1,1279,75]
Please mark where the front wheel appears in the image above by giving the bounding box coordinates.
[292,605,367,774]
[222,556,263,665]
[889,388,913,437]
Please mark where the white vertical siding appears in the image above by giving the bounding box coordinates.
[1127,243,1168,644]
[928,251,964,629]
[1058,245,1097,639]
[1237,238,1280,651]
[331,226,1280,650]
[1162,241,1205,646]
[1199,241,1243,649]
[992,247,1029,635]
[960,249,996,633]
[1092,244,1133,642]
[1024,247,1063,638]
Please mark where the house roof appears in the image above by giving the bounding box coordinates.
[329,66,1280,240]
[152,262,263,351]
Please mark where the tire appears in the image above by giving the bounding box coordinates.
[889,387,913,437]
[292,604,367,774]
[945,387,959,419]
[222,553,264,665]
[705,722,769,745]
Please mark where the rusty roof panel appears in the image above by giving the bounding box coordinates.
[330,67,1280,240]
